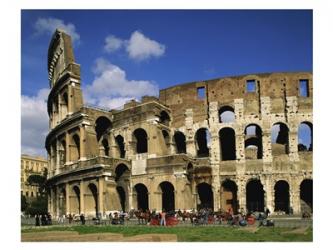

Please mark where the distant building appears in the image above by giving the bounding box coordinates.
[21,154,48,200]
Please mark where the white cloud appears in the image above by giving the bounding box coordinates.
[21,88,50,157]
[34,17,80,43]
[103,31,165,61]
[126,31,165,61]
[104,35,124,53]
[83,58,159,109]
[220,111,235,123]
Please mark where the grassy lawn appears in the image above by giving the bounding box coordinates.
[21,225,312,242]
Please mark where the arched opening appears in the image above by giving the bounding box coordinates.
[219,127,236,161]
[244,124,263,159]
[221,180,238,214]
[60,92,68,119]
[72,186,80,215]
[162,130,170,147]
[159,182,175,212]
[300,179,313,213]
[101,138,110,156]
[72,134,80,160]
[115,135,125,158]
[197,183,213,209]
[174,131,186,154]
[159,111,170,126]
[116,186,126,212]
[87,183,98,217]
[271,123,289,155]
[195,128,210,157]
[274,180,290,214]
[59,188,66,216]
[186,163,194,182]
[246,179,264,212]
[134,183,149,210]
[115,164,130,182]
[218,106,235,123]
[133,128,148,154]
[298,122,313,151]
[95,116,112,142]
[59,140,66,165]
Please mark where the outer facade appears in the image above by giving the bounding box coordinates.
[46,30,313,218]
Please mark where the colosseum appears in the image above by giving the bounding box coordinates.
[45,29,313,218]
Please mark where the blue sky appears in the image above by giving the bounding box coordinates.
[21,10,312,156]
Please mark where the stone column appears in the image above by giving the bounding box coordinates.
[212,178,221,211]
[290,182,301,215]
[263,178,274,212]
[65,183,70,215]
[65,132,70,164]
[98,177,105,215]
[185,109,195,157]
[262,130,273,164]
[237,179,246,212]
[68,85,73,115]
[80,180,85,215]
[79,125,86,160]
[55,140,60,174]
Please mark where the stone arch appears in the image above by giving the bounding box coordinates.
[300,179,313,213]
[221,179,238,213]
[115,164,130,182]
[95,116,112,142]
[195,128,210,157]
[159,110,171,126]
[133,183,149,210]
[274,180,290,214]
[87,183,98,217]
[71,185,80,215]
[115,135,125,158]
[72,134,80,161]
[219,127,236,161]
[298,122,313,151]
[196,182,214,210]
[133,128,148,154]
[271,122,289,155]
[174,131,186,154]
[101,138,110,156]
[218,105,235,123]
[159,181,175,212]
[246,179,264,212]
[244,124,263,159]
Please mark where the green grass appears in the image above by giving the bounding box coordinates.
[21,225,312,242]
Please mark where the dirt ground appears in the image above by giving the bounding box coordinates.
[21,231,178,242]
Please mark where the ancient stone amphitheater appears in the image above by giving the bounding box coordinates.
[45,29,312,218]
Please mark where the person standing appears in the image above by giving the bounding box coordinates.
[160,209,166,226]
[80,213,85,225]
[35,214,40,226]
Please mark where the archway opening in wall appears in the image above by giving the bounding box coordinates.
[219,127,236,161]
[244,124,263,159]
[88,183,98,217]
[102,138,110,156]
[221,180,238,214]
[186,163,194,182]
[72,134,80,160]
[197,183,214,210]
[134,184,149,211]
[59,188,66,216]
[159,111,170,126]
[61,92,68,117]
[246,179,264,212]
[133,128,148,154]
[298,122,313,152]
[271,123,289,155]
[162,130,170,147]
[72,186,80,215]
[60,140,66,165]
[115,164,130,182]
[274,180,290,214]
[174,131,186,154]
[195,128,210,157]
[159,181,175,212]
[300,179,313,214]
[95,116,112,142]
[116,186,126,212]
[115,135,125,158]
[218,106,235,123]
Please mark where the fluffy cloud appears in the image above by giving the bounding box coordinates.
[104,31,165,61]
[21,88,49,157]
[104,35,124,53]
[34,17,80,43]
[83,58,159,109]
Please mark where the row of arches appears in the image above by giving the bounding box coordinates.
[130,179,312,214]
